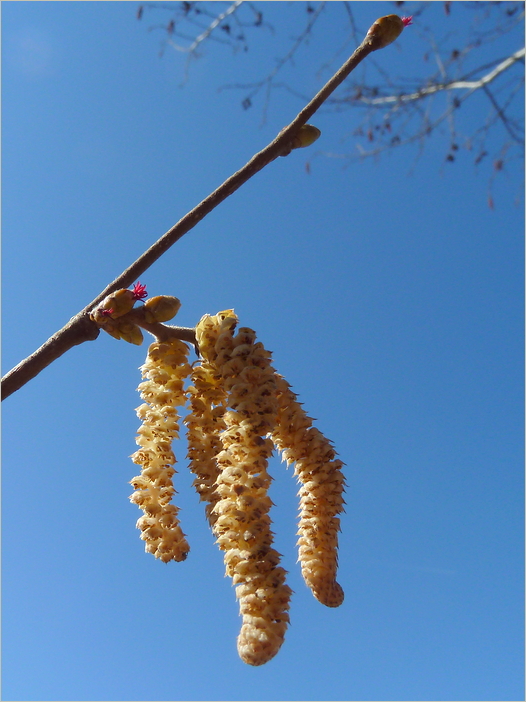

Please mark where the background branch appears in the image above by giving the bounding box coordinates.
[352,48,525,106]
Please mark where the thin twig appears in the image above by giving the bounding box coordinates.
[353,47,525,106]
[2,28,382,401]
[186,0,244,53]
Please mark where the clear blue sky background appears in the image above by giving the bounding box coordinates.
[2,2,524,701]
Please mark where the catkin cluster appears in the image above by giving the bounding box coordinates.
[130,338,192,563]
[128,306,345,665]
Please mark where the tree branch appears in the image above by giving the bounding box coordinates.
[352,47,525,106]
[168,0,245,54]
[2,21,392,401]
[481,83,523,144]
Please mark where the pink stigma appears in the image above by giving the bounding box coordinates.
[132,281,148,300]
[402,16,413,26]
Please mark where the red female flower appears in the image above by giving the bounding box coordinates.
[132,281,148,301]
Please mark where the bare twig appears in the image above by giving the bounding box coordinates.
[220,2,327,121]
[2,25,385,401]
[173,0,244,53]
[352,47,525,106]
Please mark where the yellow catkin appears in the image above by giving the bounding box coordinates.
[130,338,192,563]
[185,362,227,528]
[195,313,292,666]
[271,374,345,608]
[184,313,236,527]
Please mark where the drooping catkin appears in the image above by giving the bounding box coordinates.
[184,312,234,527]
[195,312,292,666]
[130,338,192,563]
[271,374,346,607]
[185,362,227,528]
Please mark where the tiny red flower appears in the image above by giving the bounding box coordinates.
[132,281,148,301]
[402,16,413,26]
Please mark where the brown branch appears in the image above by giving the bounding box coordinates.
[2,315,102,401]
[1,22,393,401]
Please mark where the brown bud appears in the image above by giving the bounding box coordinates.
[291,124,321,150]
[99,289,136,318]
[366,14,410,50]
[144,295,182,323]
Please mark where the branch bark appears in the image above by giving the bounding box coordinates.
[2,23,391,401]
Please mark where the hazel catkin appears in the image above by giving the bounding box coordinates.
[194,312,292,666]
[271,374,345,607]
[130,338,192,562]
[185,362,227,527]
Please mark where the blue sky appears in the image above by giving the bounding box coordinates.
[2,2,524,701]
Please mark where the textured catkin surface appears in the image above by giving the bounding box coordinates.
[185,361,227,527]
[129,339,192,562]
[194,313,292,666]
[271,375,345,607]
